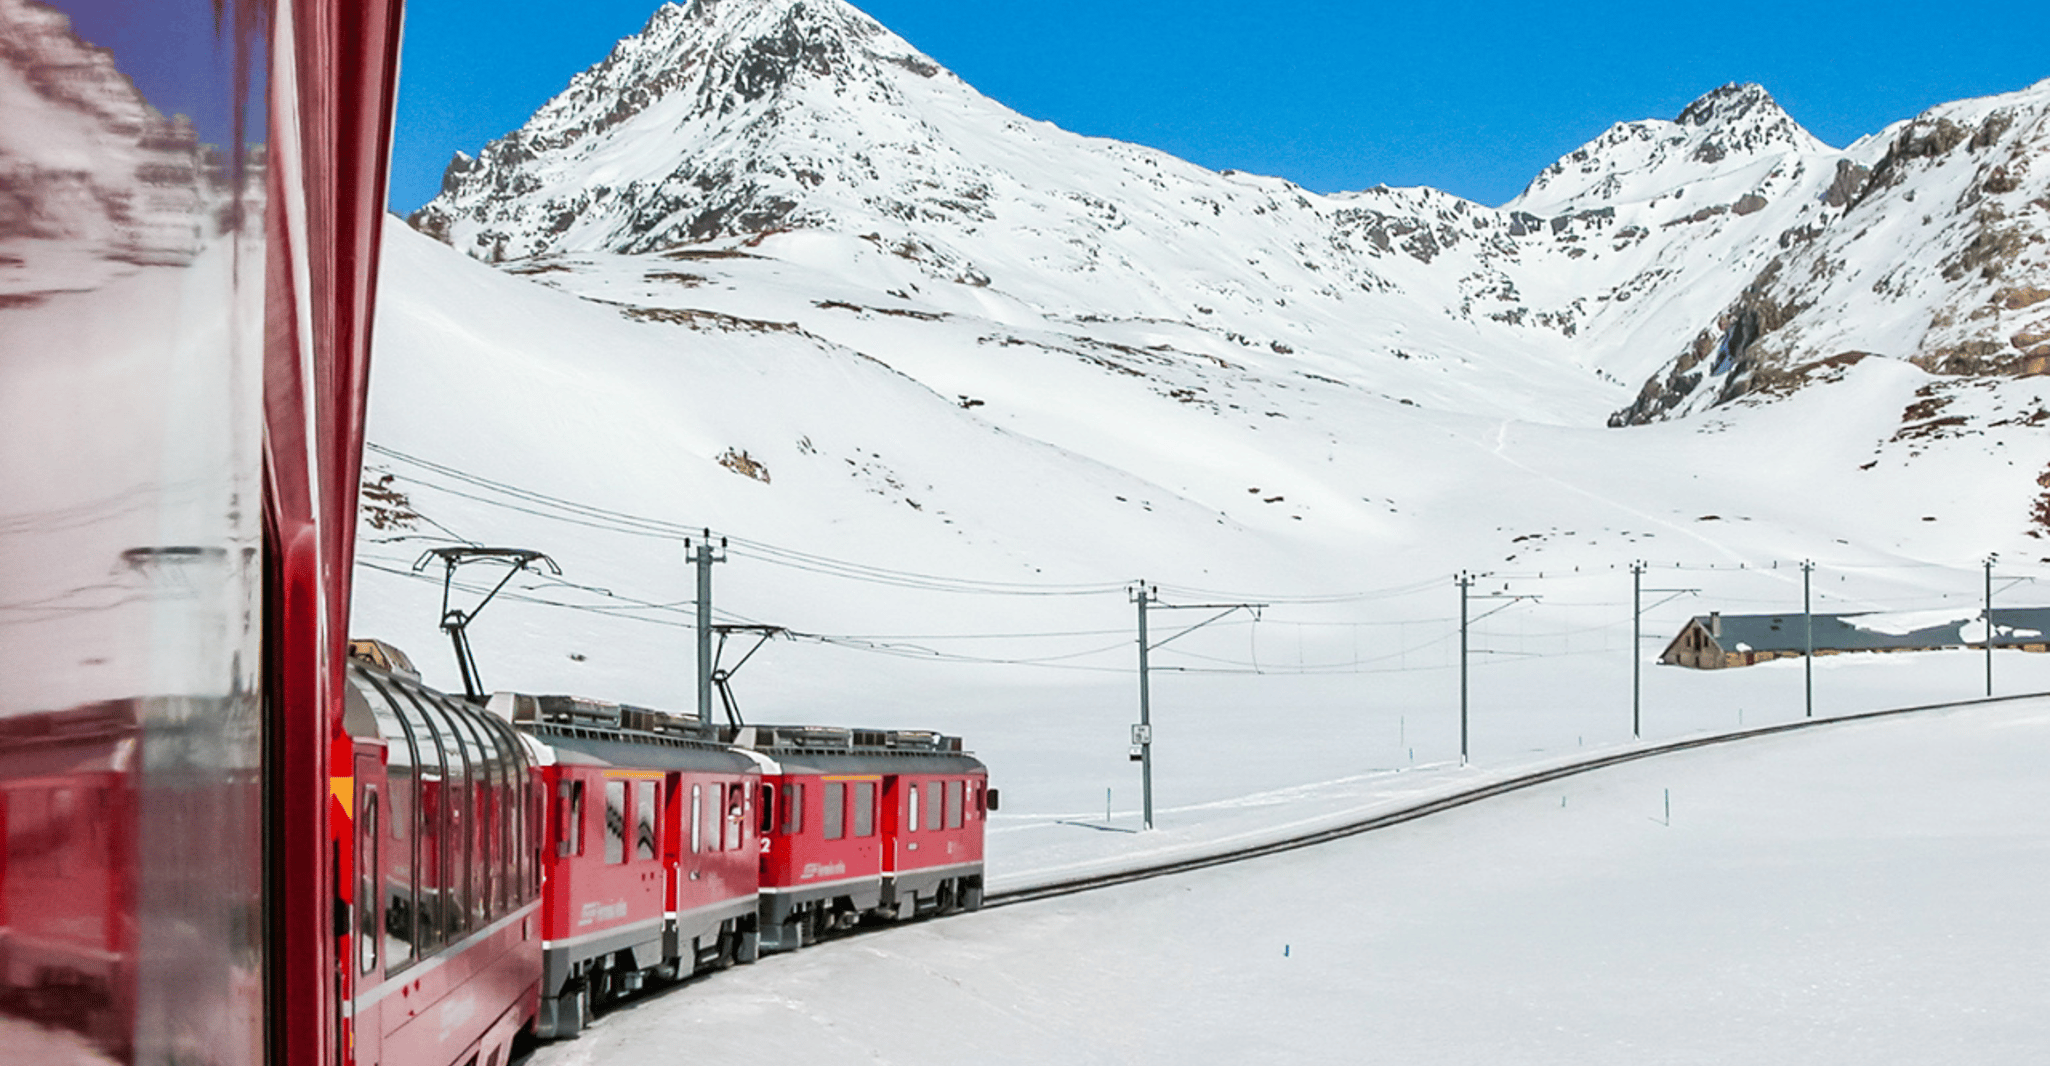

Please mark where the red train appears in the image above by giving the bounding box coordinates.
[337,647,993,1062]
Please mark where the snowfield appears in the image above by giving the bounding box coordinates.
[528,696,2050,1065]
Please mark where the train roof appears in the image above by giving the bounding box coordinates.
[490,691,758,774]
[731,724,986,776]
[484,692,983,776]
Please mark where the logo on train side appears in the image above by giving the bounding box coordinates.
[800,861,846,881]
[578,899,629,926]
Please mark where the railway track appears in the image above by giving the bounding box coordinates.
[984,691,2048,909]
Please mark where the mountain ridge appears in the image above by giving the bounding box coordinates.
[406,0,2050,433]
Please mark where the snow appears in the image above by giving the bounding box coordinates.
[527,696,2050,1065]
[1840,608,1977,635]
[345,4,2050,1059]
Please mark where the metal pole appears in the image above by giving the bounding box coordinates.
[1136,582,1154,831]
[1986,555,1996,697]
[1457,572,1470,765]
[1801,559,1814,718]
[1631,561,1644,739]
[688,529,725,726]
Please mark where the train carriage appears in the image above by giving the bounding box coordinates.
[341,657,542,1066]
[741,726,989,952]
[492,695,761,1039]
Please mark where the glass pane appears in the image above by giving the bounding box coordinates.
[907,785,919,834]
[604,781,626,864]
[705,784,723,853]
[724,785,742,852]
[690,784,702,854]
[823,782,844,841]
[946,781,964,829]
[359,792,379,976]
[782,783,802,834]
[635,780,657,861]
[926,782,943,831]
[387,690,447,952]
[853,782,875,838]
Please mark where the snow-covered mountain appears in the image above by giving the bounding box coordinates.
[408,0,2050,433]
[362,0,2050,851]
[1615,83,2050,424]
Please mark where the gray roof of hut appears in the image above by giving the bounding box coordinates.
[1680,607,2050,655]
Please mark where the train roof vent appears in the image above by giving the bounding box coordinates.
[733,724,965,754]
[533,694,622,728]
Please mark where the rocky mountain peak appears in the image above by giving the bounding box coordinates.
[1507,82,1825,217]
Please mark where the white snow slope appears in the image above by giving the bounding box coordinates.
[532,697,2050,1065]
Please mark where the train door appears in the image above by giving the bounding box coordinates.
[684,777,706,888]
[881,776,903,874]
[353,753,384,1066]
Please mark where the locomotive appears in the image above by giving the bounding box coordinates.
[339,642,994,1062]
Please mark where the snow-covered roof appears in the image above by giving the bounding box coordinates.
[1679,608,2050,655]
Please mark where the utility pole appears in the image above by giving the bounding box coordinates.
[1631,561,1698,740]
[1130,581,1262,830]
[1457,572,1536,765]
[1631,562,1641,738]
[1801,559,1815,718]
[1458,572,1470,761]
[1985,554,1997,697]
[685,529,727,725]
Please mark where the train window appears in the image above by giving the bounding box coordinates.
[362,680,418,972]
[758,784,774,835]
[635,780,658,861]
[926,782,943,831]
[726,784,744,851]
[705,784,724,853]
[359,790,379,976]
[945,780,963,829]
[823,782,845,841]
[387,688,447,952]
[455,708,499,925]
[412,691,474,937]
[853,781,875,838]
[557,780,585,857]
[690,784,702,854]
[604,781,626,865]
[906,785,919,834]
[781,783,802,834]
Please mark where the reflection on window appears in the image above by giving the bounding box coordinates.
[852,781,875,838]
[604,781,626,865]
[781,783,802,834]
[358,791,379,976]
[823,782,844,841]
[635,780,657,861]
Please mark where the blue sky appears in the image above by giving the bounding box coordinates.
[389,0,2050,213]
